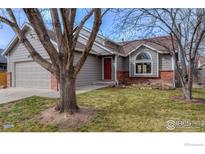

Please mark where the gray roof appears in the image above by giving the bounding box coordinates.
[2,23,174,58]
[0,49,7,63]
[2,23,112,56]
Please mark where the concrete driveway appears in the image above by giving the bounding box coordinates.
[0,85,108,104]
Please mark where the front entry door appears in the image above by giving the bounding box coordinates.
[103,57,112,80]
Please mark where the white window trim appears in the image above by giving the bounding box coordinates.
[134,51,153,76]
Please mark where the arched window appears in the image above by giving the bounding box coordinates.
[136,52,151,60]
[135,52,152,74]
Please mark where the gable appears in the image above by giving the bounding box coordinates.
[129,46,159,77]
[9,30,50,62]
[126,44,169,56]
[130,45,159,59]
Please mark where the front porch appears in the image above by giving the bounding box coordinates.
[92,80,116,86]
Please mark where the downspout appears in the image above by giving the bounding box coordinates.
[114,55,119,86]
[172,55,176,88]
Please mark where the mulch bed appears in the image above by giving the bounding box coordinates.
[171,96,205,104]
[38,106,96,129]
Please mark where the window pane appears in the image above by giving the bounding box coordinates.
[143,63,151,73]
[136,63,143,73]
[136,52,151,60]
[143,64,147,73]
[136,62,151,74]
[3,65,7,70]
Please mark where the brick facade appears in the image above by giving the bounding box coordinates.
[6,72,11,88]
[160,70,174,84]
[51,74,58,91]
[117,70,174,86]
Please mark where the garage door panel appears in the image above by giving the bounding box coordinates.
[15,61,51,89]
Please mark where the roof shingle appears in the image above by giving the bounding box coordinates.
[116,36,176,55]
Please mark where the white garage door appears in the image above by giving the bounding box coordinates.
[15,61,51,89]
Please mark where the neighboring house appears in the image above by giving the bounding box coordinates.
[194,56,205,88]
[0,49,7,87]
[2,23,175,90]
[0,49,7,71]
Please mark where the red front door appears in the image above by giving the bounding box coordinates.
[104,57,112,80]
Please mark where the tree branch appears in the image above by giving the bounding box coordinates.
[74,9,102,77]
[0,9,55,75]
[50,8,64,56]
[23,8,60,69]
[73,9,95,49]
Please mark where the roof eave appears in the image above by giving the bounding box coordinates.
[124,43,171,56]
[2,22,112,57]
[2,23,32,56]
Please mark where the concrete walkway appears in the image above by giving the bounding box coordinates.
[0,85,108,104]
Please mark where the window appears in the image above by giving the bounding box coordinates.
[135,52,152,74]
[3,65,7,70]
[0,64,7,71]
[136,52,151,60]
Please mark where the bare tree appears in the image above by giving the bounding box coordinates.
[113,8,205,100]
[0,8,102,114]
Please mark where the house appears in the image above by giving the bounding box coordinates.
[0,49,7,71]
[0,49,7,87]
[194,56,205,88]
[2,23,175,90]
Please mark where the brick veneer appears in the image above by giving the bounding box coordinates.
[117,70,174,86]
[160,70,174,83]
[6,72,11,88]
[51,74,58,91]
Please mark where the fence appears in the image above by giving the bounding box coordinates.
[0,71,7,87]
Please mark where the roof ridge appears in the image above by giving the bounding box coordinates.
[117,35,172,46]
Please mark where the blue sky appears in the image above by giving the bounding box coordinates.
[0,9,119,49]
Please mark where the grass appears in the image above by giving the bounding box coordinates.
[0,87,205,132]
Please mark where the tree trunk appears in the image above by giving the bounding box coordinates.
[182,62,193,101]
[182,85,192,100]
[56,69,79,114]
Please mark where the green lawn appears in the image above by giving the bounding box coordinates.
[0,87,205,132]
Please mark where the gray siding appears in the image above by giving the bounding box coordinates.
[193,66,205,88]
[123,56,129,71]
[159,54,173,71]
[7,30,50,72]
[117,52,172,76]
[117,56,124,71]
[7,29,102,87]
[117,56,129,71]
[8,30,51,87]
[129,46,159,77]
[75,52,102,86]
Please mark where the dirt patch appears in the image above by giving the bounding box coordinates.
[123,83,174,90]
[171,96,205,104]
[38,106,96,129]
